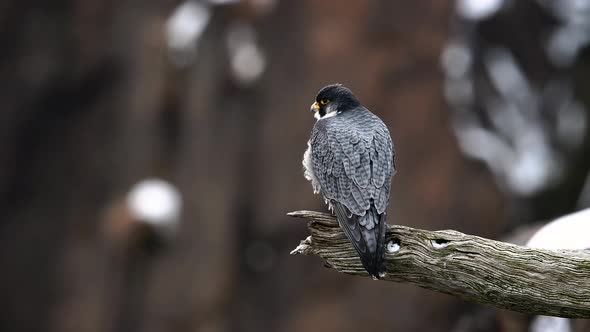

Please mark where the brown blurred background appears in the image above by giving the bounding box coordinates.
[1,1,590,331]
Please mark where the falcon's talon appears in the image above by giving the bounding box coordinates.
[301,83,396,278]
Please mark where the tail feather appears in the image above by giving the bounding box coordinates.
[332,201,387,279]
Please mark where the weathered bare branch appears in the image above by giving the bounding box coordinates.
[289,210,590,318]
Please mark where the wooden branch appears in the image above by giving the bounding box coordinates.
[289,210,590,318]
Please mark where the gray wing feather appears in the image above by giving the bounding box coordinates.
[310,111,395,215]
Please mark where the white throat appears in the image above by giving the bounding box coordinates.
[314,104,339,121]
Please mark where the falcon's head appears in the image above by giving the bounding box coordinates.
[310,84,361,120]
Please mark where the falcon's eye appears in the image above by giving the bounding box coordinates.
[320,99,330,105]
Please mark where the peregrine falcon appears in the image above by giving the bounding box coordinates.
[303,84,396,279]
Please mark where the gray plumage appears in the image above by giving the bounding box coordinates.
[303,84,396,278]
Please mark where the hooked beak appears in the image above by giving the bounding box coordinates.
[310,101,320,113]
